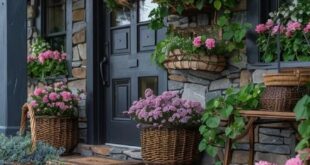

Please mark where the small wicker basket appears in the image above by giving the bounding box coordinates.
[260,86,308,112]
[141,127,200,164]
[263,68,310,86]
[20,104,78,153]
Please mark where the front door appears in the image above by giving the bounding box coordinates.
[103,0,167,146]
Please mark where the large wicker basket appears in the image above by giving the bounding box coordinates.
[20,104,78,153]
[263,68,310,86]
[141,127,200,164]
[164,49,226,72]
[260,86,308,112]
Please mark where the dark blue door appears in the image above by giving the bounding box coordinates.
[104,0,167,146]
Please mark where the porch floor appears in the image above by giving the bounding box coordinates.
[58,155,143,165]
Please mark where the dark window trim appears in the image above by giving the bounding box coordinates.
[246,0,310,70]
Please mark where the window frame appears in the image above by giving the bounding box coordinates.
[246,0,310,69]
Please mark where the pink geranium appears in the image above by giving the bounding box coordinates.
[256,24,268,34]
[34,88,44,96]
[304,22,310,33]
[49,92,59,101]
[193,36,202,47]
[286,21,302,37]
[205,38,216,50]
[60,91,72,102]
[265,19,274,29]
[285,155,304,165]
[271,25,285,36]
[255,161,277,165]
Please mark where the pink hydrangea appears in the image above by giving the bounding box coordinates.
[286,21,302,37]
[49,92,59,101]
[30,101,38,108]
[304,22,310,33]
[255,161,277,165]
[256,24,268,34]
[43,96,49,103]
[60,91,72,102]
[34,88,44,96]
[56,102,68,111]
[205,38,216,50]
[193,36,202,47]
[285,155,303,165]
[265,19,274,29]
[271,25,285,36]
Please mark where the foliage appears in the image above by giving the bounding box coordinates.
[27,50,68,79]
[30,82,82,117]
[31,37,50,56]
[0,134,64,165]
[103,0,130,11]
[152,35,197,66]
[149,0,239,30]
[294,95,310,160]
[199,84,264,159]
[125,89,203,128]
[256,0,310,63]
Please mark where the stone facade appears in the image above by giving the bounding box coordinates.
[27,0,87,143]
[166,9,297,165]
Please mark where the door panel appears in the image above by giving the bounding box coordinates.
[104,0,167,146]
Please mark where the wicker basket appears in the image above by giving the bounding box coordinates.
[260,86,308,112]
[263,68,310,86]
[141,127,200,164]
[20,104,78,153]
[164,49,226,72]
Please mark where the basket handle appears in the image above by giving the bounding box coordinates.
[20,103,37,151]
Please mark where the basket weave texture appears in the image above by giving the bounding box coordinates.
[263,68,310,86]
[141,127,200,164]
[20,104,78,152]
[260,86,308,112]
[164,49,226,72]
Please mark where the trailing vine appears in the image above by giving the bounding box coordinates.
[199,84,265,162]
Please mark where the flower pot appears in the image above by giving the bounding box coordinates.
[164,49,226,72]
[35,116,78,152]
[141,127,200,164]
[263,68,310,86]
[260,86,308,112]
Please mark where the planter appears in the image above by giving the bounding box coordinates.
[260,86,308,112]
[20,104,78,153]
[263,68,310,86]
[115,0,130,6]
[164,49,226,72]
[141,127,200,164]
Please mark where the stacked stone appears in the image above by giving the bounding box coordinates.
[166,9,297,165]
[27,1,39,55]
[71,0,87,143]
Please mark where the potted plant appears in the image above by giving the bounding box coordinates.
[28,82,82,152]
[27,38,68,81]
[125,89,203,164]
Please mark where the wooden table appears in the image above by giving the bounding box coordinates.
[223,110,297,165]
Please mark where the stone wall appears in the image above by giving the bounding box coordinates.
[27,0,87,143]
[166,10,297,165]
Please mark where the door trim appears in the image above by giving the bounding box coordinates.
[86,0,106,144]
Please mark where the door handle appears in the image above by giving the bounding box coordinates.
[100,57,110,87]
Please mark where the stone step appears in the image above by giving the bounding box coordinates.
[51,156,143,165]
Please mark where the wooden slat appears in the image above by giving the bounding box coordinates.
[239,110,296,119]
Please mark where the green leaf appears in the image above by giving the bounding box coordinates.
[196,0,206,10]
[176,5,184,15]
[206,116,221,128]
[199,125,207,134]
[295,138,309,151]
[217,16,229,27]
[298,120,310,138]
[220,105,233,118]
[213,0,222,10]
[294,95,310,120]
[198,140,207,151]
[206,145,218,157]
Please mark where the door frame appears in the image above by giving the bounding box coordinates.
[86,0,106,144]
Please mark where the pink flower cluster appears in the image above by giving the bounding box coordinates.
[30,82,81,117]
[27,50,66,64]
[256,19,310,37]
[125,89,203,127]
[256,154,305,165]
[193,36,216,50]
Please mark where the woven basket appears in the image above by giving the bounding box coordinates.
[20,104,78,153]
[141,127,200,164]
[260,86,308,112]
[263,68,310,86]
[164,49,226,72]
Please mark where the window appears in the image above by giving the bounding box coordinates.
[247,0,310,69]
[44,0,66,51]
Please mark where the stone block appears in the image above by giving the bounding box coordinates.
[91,146,111,156]
[231,151,249,164]
[188,70,222,80]
[182,83,207,108]
[73,30,86,44]
[259,128,281,136]
[73,9,85,22]
[259,134,283,144]
[168,80,184,91]
[280,129,294,138]
[73,46,80,61]
[123,150,142,160]
[252,70,266,84]
[168,74,187,82]
[254,144,290,154]
[78,43,87,60]
[254,152,289,165]
[209,78,232,91]
[73,0,85,10]
[79,122,87,129]
[72,67,86,78]
[187,75,210,86]
[73,21,86,34]
[68,79,86,92]
[205,91,222,103]
[72,61,82,67]
[240,70,252,87]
